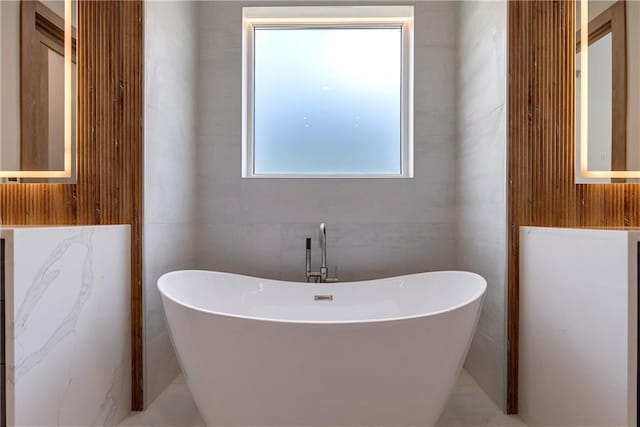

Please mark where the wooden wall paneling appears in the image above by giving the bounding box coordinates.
[507,0,640,414]
[0,0,144,410]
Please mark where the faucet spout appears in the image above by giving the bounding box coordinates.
[319,223,327,281]
[304,223,338,283]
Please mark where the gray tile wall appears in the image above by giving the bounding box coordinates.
[195,1,459,282]
[456,0,508,411]
[143,0,509,412]
[144,1,198,407]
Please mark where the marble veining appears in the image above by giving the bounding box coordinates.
[2,225,132,427]
[13,229,94,382]
[455,0,508,410]
[93,353,129,427]
[143,0,199,407]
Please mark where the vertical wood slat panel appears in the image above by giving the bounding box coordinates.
[0,0,144,410]
[507,0,640,413]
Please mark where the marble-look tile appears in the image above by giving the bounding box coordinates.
[458,2,506,120]
[118,374,204,427]
[144,224,195,332]
[142,239,194,392]
[1,229,15,423]
[455,0,508,411]
[3,225,131,427]
[144,223,197,407]
[144,0,199,407]
[145,103,197,225]
[118,370,526,427]
[145,1,198,111]
[144,0,198,227]
[518,227,636,427]
[437,371,527,427]
[145,329,181,411]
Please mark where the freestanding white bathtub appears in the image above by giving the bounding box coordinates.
[158,270,486,427]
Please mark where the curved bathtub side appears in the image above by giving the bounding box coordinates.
[160,290,483,427]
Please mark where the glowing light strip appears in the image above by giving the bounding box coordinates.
[581,170,640,178]
[245,17,412,25]
[579,0,639,180]
[64,0,72,177]
[580,0,590,178]
[0,3,2,162]
[1,0,73,180]
[0,170,71,178]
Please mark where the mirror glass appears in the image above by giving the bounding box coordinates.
[576,0,640,183]
[0,0,76,182]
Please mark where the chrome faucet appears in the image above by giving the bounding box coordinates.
[305,223,338,283]
[319,223,328,281]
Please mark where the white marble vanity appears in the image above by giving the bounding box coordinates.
[519,226,639,427]
[0,225,132,426]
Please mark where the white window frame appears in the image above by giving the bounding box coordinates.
[241,6,414,178]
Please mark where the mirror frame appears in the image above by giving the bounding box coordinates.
[578,0,639,179]
[0,0,75,180]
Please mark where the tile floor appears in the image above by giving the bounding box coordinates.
[435,371,526,427]
[119,370,526,427]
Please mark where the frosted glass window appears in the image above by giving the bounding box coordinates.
[250,27,406,176]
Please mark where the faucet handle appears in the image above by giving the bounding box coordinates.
[324,266,339,283]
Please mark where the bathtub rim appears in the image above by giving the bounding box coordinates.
[157,269,487,325]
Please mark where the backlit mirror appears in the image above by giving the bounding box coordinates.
[0,0,77,182]
[576,0,640,183]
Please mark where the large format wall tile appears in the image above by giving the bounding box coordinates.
[194,1,458,282]
[144,1,199,407]
[456,0,508,411]
[142,1,508,413]
[2,225,131,426]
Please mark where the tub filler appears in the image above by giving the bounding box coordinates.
[158,270,486,427]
